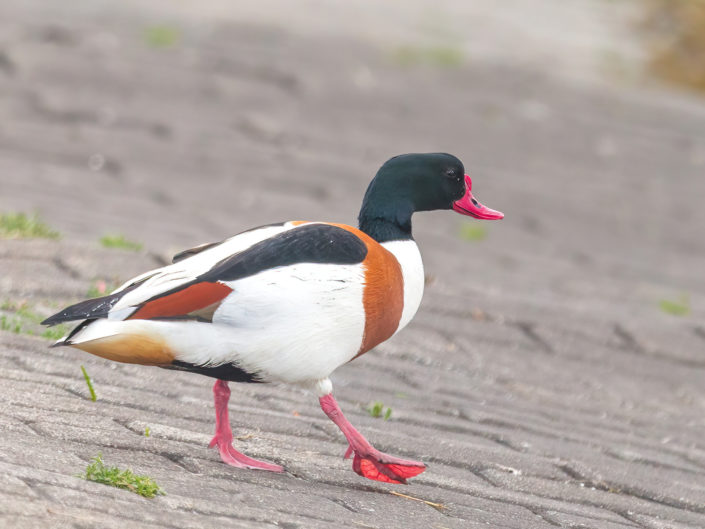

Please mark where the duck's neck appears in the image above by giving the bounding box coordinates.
[358,217,412,243]
[358,201,414,243]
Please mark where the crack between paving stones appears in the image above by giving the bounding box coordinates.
[616,508,695,529]
[10,389,317,452]
[454,400,705,473]
[604,448,705,476]
[523,507,562,527]
[509,321,555,354]
[558,463,705,515]
[18,477,59,502]
[1,360,298,428]
[52,495,221,528]
[328,497,361,514]
[439,482,641,529]
[111,417,206,448]
[613,324,705,369]
[432,403,705,468]
[51,256,83,280]
[614,509,660,529]
[613,324,646,353]
[157,452,198,474]
[409,321,459,349]
[693,326,705,343]
[16,418,44,437]
[169,505,282,526]
[148,252,169,267]
[12,471,166,506]
[178,501,338,526]
[313,480,461,519]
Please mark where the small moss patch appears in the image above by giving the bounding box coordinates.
[144,25,180,48]
[659,295,690,317]
[100,234,143,252]
[0,212,60,240]
[392,45,464,68]
[459,222,487,241]
[82,454,164,498]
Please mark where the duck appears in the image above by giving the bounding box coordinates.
[42,152,503,484]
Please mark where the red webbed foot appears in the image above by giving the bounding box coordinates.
[321,393,426,484]
[351,450,426,484]
[342,443,425,483]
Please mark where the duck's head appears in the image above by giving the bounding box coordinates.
[358,153,503,241]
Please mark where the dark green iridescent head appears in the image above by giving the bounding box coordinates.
[358,153,467,242]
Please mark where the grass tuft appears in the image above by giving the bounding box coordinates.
[659,295,691,316]
[82,453,164,498]
[144,426,151,437]
[366,401,392,420]
[81,365,97,402]
[41,325,69,341]
[0,212,60,240]
[144,25,180,48]
[100,234,143,252]
[0,300,67,340]
[1,315,22,334]
[459,222,487,241]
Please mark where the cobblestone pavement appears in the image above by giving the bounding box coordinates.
[1,1,704,528]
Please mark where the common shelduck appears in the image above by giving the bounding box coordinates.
[42,153,503,484]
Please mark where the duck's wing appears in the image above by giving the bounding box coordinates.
[42,222,368,328]
[169,222,290,264]
[41,222,294,326]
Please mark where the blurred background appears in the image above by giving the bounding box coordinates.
[2,0,704,324]
[1,1,705,526]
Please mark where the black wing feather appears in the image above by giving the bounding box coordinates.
[200,223,367,282]
[41,280,145,326]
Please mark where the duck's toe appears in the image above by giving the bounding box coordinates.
[210,434,284,472]
[350,450,426,484]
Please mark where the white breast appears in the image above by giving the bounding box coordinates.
[381,240,425,334]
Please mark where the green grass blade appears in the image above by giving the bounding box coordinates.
[81,365,97,401]
[100,234,143,251]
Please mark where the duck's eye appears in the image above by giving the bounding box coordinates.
[445,169,460,180]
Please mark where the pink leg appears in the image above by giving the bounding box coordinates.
[319,393,426,484]
[209,380,284,472]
